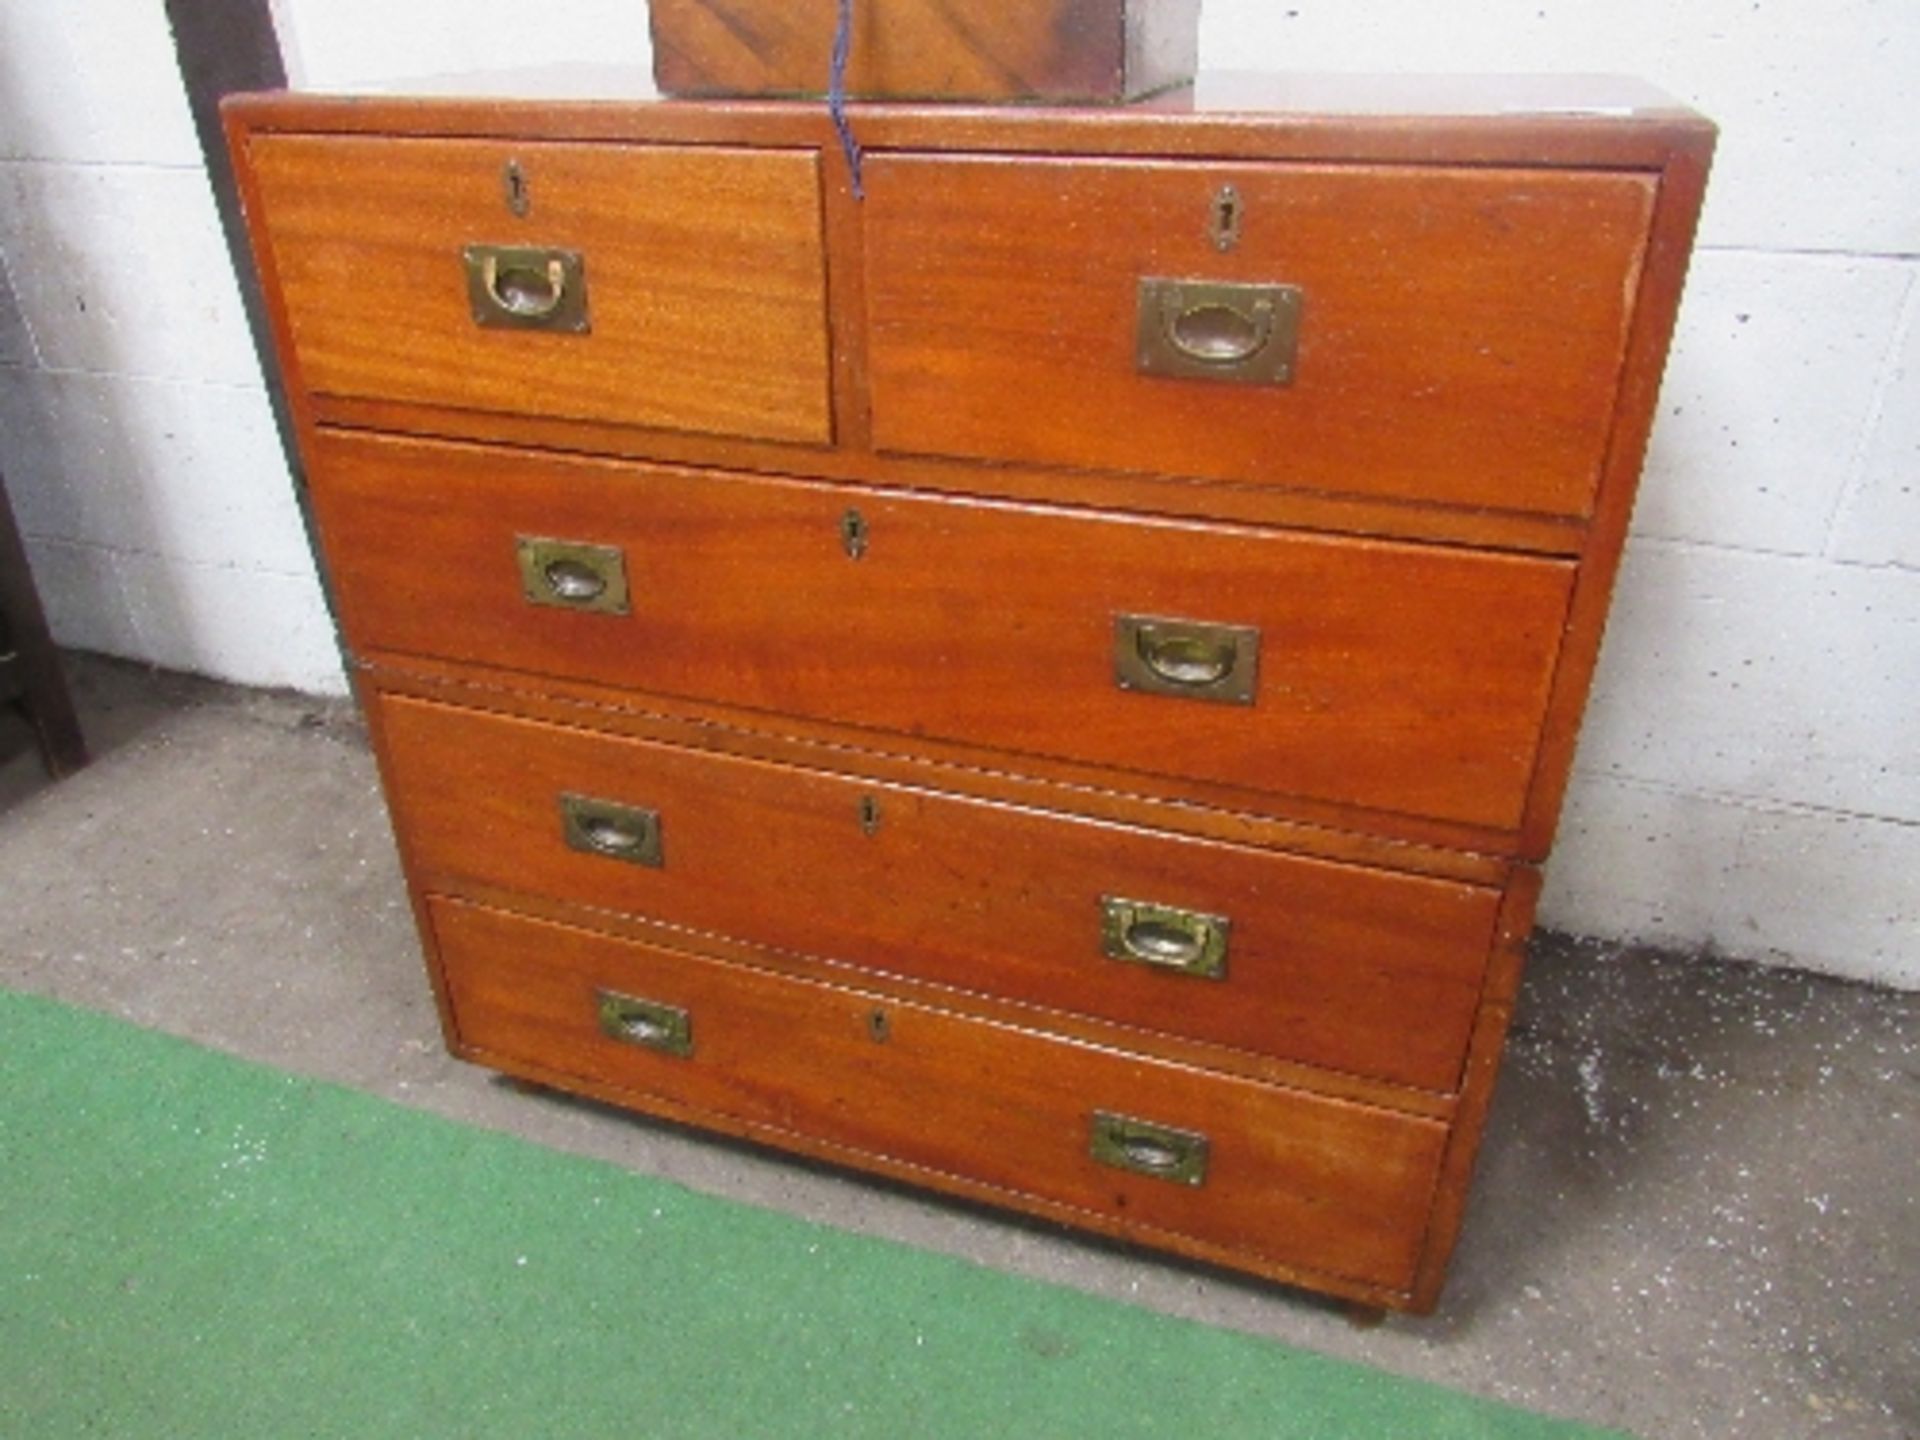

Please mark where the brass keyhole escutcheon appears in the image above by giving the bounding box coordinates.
[1210,184,1241,251]
[858,794,882,835]
[504,158,530,217]
[867,1008,890,1043]
[841,508,868,560]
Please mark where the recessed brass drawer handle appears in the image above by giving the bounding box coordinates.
[595,989,693,1057]
[559,793,663,867]
[516,536,630,615]
[1139,627,1234,687]
[1170,297,1272,364]
[464,244,590,332]
[1100,896,1230,980]
[1113,614,1259,705]
[1090,1111,1210,1186]
[544,559,604,601]
[1136,278,1301,385]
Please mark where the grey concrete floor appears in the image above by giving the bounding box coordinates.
[2,654,1915,1439]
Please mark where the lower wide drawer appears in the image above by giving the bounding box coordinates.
[382,692,1500,1093]
[430,896,1450,1295]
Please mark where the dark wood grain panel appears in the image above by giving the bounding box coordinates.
[650,0,1198,103]
[381,694,1502,1092]
[310,430,1575,832]
[431,896,1448,1294]
[866,156,1654,517]
[245,134,831,445]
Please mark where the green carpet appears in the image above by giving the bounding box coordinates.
[0,989,1624,1439]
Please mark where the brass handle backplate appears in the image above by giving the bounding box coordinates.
[1136,278,1300,385]
[1090,1111,1210,1186]
[516,536,630,615]
[560,793,663,868]
[1113,614,1260,706]
[465,244,590,332]
[596,989,693,1057]
[1100,896,1230,980]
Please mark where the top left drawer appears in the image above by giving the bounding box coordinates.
[244,136,832,446]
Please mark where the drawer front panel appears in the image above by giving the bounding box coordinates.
[318,432,1574,832]
[381,695,1501,1092]
[248,135,831,445]
[865,155,1655,517]
[430,897,1448,1293]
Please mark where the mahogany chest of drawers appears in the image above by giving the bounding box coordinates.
[226,72,1711,1312]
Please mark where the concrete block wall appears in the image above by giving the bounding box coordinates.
[0,2,1911,986]
[0,2,341,694]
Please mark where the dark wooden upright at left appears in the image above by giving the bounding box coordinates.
[0,466,85,777]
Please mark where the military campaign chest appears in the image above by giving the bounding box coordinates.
[226,71,1711,1311]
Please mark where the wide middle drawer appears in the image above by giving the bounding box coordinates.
[378,693,1501,1093]
[314,430,1574,833]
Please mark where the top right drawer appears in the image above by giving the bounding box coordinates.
[863,156,1655,519]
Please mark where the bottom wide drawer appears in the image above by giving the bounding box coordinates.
[429,895,1449,1295]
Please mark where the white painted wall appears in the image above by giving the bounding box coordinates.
[0,2,343,692]
[0,3,1911,985]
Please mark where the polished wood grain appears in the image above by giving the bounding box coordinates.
[651,0,1199,103]
[866,156,1653,517]
[365,662,1517,886]
[223,74,1711,171]
[311,430,1575,832]
[225,83,1705,554]
[349,616,1531,865]
[1410,864,1542,1312]
[244,134,832,445]
[427,913,1426,1311]
[222,78,1714,1311]
[432,895,1448,1294]
[308,394,1592,555]
[421,873,1461,1118]
[1517,129,1718,861]
[381,693,1502,1092]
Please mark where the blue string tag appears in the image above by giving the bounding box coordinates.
[829,0,865,199]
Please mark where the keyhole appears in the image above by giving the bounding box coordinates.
[867,1008,890,1043]
[840,508,868,560]
[1210,185,1241,252]
[504,159,530,217]
[858,794,882,835]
